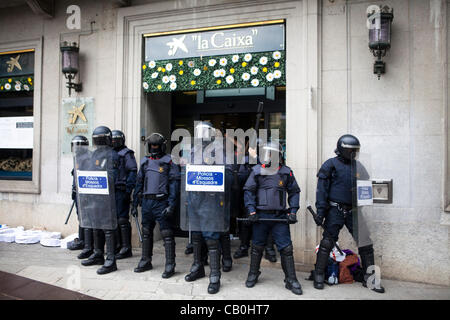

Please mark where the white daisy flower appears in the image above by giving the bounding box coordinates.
[242,73,250,81]
[214,70,221,78]
[4,83,11,90]
[23,84,30,91]
[194,69,201,76]
[273,70,282,78]
[232,55,239,63]
[219,69,226,77]
[272,51,281,60]
[151,72,159,79]
[226,75,234,84]
[169,75,176,82]
[165,63,173,71]
[259,56,268,65]
[162,76,170,84]
[148,61,156,68]
[14,83,21,91]
[143,82,149,90]
[251,79,259,87]
[170,82,177,90]
[244,53,252,62]
[188,61,195,68]
[266,73,274,82]
[219,58,227,66]
[209,59,217,67]
[250,66,258,75]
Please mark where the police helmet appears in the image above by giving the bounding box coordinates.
[92,126,112,146]
[71,135,89,153]
[146,133,167,156]
[261,140,283,165]
[194,121,214,140]
[112,130,125,149]
[335,134,360,160]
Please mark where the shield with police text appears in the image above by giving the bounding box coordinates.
[179,163,231,232]
[351,153,373,248]
[73,145,117,230]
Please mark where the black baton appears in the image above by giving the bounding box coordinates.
[306,205,344,255]
[65,200,76,225]
[133,214,143,243]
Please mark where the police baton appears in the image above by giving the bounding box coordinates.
[306,205,344,255]
[64,200,76,225]
[133,214,143,243]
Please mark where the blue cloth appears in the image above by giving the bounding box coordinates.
[141,198,172,231]
[322,206,354,242]
[115,189,130,219]
[192,231,220,241]
[251,211,292,251]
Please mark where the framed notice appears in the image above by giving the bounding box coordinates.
[185,164,224,192]
[76,170,110,195]
[0,116,33,149]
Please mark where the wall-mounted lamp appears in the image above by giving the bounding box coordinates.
[60,41,82,96]
[367,5,394,80]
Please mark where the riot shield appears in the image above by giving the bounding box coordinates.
[352,153,373,248]
[74,145,117,230]
[179,164,231,233]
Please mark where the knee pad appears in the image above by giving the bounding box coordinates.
[320,237,335,251]
[280,244,293,256]
[118,217,129,226]
[206,239,219,250]
[192,232,203,242]
[142,224,153,236]
[358,244,374,255]
[160,229,173,239]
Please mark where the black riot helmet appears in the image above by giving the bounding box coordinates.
[71,135,89,153]
[111,130,125,150]
[146,133,167,157]
[335,134,360,160]
[261,140,284,165]
[92,126,112,146]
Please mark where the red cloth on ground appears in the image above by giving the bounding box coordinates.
[339,254,359,284]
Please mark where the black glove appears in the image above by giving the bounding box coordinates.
[314,213,325,227]
[287,213,297,224]
[71,190,76,200]
[131,206,138,218]
[248,212,259,224]
[162,206,174,218]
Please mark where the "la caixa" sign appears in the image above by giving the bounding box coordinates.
[144,23,285,61]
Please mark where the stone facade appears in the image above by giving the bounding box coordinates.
[0,0,448,286]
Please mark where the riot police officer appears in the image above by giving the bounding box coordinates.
[184,121,227,294]
[312,134,385,293]
[132,133,180,279]
[68,135,93,260]
[81,126,119,275]
[243,141,303,295]
[111,130,137,259]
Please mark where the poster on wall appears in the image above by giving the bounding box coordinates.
[0,116,33,149]
[61,97,95,155]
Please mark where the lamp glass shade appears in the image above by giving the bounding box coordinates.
[369,13,392,50]
[61,46,79,75]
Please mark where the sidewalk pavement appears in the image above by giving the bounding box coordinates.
[0,239,449,300]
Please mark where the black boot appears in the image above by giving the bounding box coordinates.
[313,237,334,290]
[134,225,153,273]
[206,239,221,294]
[185,242,193,255]
[185,233,205,281]
[220,232,232,272]
[97,229,118,275]
[161,229,176,279]
[201,238,209,266]
[67,226,85,250]
[245,245,264,288]
[264,232,277,262]
[82,229,105,266]
[114,226,121,254]
[77,228,93,259]
[233,245,249,259]
[116,218,132,259]
[359,244,385,293]
[280,245,302,295]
